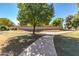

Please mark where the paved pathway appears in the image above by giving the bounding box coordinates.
[40,31,73,35]
[19,31,73,56]
[19,35,57,56]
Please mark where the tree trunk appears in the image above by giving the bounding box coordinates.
[75,27,77,30]
[33,23,36,35]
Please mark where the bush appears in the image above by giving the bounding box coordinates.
[10,27,18,30]
[0,25,9,31]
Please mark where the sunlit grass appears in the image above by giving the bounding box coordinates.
[0,30,30,47]
[61,30,79,38]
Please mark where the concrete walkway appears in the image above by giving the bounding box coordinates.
[19,35,57,56]
[40,31,73,35]
[19,31,73,56]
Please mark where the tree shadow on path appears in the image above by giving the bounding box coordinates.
[1,34,45,56]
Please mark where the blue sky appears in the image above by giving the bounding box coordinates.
[0,3,19,25]
[0,3,79,25]
[53,3,78,18]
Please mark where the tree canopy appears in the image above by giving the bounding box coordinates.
[51,18,64,28]
[17,3,54,34]
[65,15,74,29]
[0,18,15,27]
[65,12,79,30]
[72,12,79,29]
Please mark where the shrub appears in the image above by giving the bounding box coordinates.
[0,25,9,31]
[10,27,18,30]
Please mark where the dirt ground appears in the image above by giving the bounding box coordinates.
[0,30,30,49]
[0,30,46,55]
[0,30,64,55]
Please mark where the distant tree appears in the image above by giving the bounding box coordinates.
[72,19,79,30]
[65,15,74,30]
[65,12,79,30]
[0,18,15,27]
[17,3,54,35]
[72,12,79,30]
[51,18,64,28]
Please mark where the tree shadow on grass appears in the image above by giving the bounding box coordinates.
[1,34,45,56]
[53,35,79,56]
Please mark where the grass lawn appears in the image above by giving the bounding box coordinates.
[54,30,79,56]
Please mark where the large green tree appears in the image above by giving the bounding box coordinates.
[17,3,54,35]
[0,18,15,27]
[51,18,64,28]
